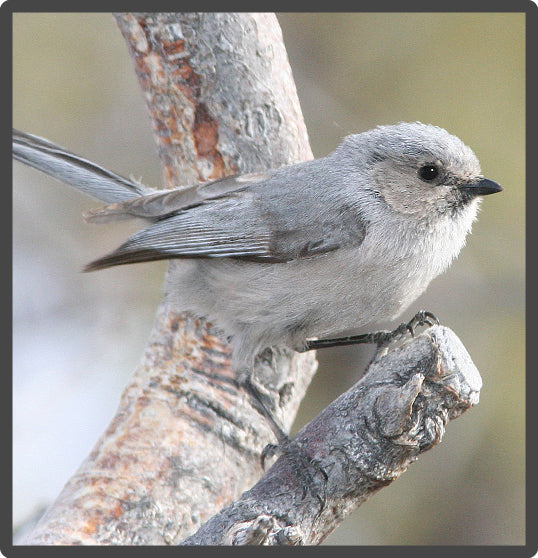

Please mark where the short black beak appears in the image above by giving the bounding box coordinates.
[459,177,503,197]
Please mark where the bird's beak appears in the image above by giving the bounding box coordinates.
[459,177,503,197]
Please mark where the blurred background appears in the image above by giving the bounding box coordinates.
[13,13,525,545]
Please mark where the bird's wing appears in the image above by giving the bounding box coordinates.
[84,205,272,270]
[13,129,153,203]
[84,189,367,271]
[83,172,271,223]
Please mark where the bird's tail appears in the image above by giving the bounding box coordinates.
[12,129,154,204]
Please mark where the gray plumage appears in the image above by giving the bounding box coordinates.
[12,122,502,379]
[13,129,149,203]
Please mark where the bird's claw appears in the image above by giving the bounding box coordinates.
[261,442,281,469]
[404,310,440,337]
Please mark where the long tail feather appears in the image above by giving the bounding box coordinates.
[13,129,154,204]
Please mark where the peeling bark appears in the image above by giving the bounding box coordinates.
[24,13,316,545]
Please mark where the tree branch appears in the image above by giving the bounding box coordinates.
[24,13,316,545]
[181,326,482,545]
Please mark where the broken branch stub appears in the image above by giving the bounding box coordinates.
[181,326,482,545]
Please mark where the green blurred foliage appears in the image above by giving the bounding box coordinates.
[13,12,525,545]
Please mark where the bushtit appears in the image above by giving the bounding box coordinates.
[13,122,502,440]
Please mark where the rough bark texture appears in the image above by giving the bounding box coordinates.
[181,326,482,545]
[114,12,313,188]
[24,13,316,545]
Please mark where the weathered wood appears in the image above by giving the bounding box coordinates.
[24,13,316,545]
[181,326,482,545]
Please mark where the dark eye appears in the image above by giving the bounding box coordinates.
[418,164,439,182]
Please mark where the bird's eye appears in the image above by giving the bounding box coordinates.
[418,164,439,182]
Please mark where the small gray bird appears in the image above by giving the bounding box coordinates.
[13,122,502,440]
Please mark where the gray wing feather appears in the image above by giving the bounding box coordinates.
[13,129,153,203]
[85,201,274,271]
[85,192,367,271]
[83,172,270,223]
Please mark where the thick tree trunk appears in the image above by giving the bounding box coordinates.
[24,13,317,545]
